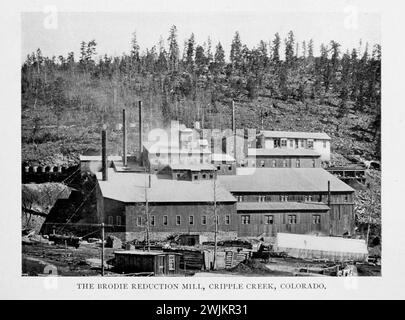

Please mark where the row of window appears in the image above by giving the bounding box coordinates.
[129,214,322,226]
[275,139,326,149]
[136,215,231,226]
[241,214,321,225]
[235,195,350,202]
[255,159,317,168]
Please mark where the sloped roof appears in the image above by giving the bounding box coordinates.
[236,202,330,212]
[260,131,331,140]
[79,155,122,162]
[218,168,354,193]
[211,153,236,162]
[169,164,216,171]
[97,169,235,203]
[247,148,321,157]
[276,233,368,255]
[143,142,211,154]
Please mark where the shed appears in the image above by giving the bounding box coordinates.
[113,250,181,275]
[275,233,368,262]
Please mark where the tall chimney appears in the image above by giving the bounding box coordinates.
[122,109,127,167]
[102,129,108,181]
[138,101,143,163]
[232,100,237,163]
[327,180,331,207]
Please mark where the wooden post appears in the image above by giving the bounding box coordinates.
[213,174,218,270]
[327,180,331,236]
[101,223,105,276]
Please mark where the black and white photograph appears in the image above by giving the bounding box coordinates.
[3,0,405,301]
[19,4,381,278]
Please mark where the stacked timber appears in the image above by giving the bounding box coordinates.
[163,247,205,270]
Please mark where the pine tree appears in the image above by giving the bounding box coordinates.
[230,31,243,73]
[213,42,226,74]
[284,31,295,66]
[167,25,179,73]
[271,33,281,63]
[185,33,195,72]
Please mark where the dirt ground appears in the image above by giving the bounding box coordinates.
[22,242,381,277]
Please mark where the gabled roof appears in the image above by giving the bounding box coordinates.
[97,169,235,203]
[169,164,216,171]
[260,131,331,140]
[218,168,354,193]
[247,148,321,157]
[236,202,330,212]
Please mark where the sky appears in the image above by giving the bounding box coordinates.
[21,11,381,62]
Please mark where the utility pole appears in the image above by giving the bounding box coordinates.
[327,180,331,236]
[144,168,151,252]
[101,222,105,276]
[212,174,218,270]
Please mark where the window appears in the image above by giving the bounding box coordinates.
[193,175,198,180]
[236,195,243,202]
[202,174,207,179]
[137,216,143,226]
[228,165,232,171]
[241,215,251,224]
[108,216,113,225]
[323,140,327,148]
[217,165,221,171]
[312,159,316,168]
[300,139,305,148]
[176,173,181,179]
[202,215,207,225]
[176,215,181,225]
[272,160,276,167]
[209,174,214,179]
[168,255,175,271]
[344,195,349,202]
[156,152,160,157]
[189,215,194,225]
[116,216,121,226]
[225,215,230,225]
[304,195,312,202]
[296,159,301,168]
[281,139,287,147]
[163,215,168,225]
[288,215,297,224]
[281,195,288,202]
[264,215,274,225]
[283,159,288,167]
[313,215,321,224]
[290,140,294,148]
[260,160,265,167]
[150,215,155,226]
[307,140,314,149]
[258,195,266,202]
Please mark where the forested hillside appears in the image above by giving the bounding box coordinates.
[21,27,381,166]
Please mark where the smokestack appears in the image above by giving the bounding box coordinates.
[232,100,237,163]
[122,109,127,167]
[102,129,108,181]
[327,180,331,207]
[138,101,143,163]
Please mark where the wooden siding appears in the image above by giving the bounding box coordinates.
[237,211,330,237]
[125,202,237,234]
[246,156,321,168]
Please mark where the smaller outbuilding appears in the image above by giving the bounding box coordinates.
[274,233,368,262]
[113,250,182,275]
